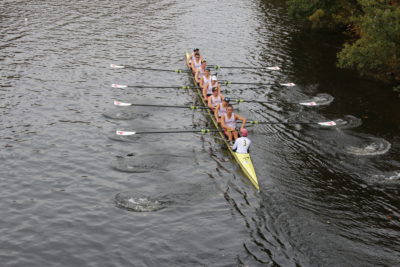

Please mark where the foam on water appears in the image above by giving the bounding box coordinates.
[115,192,166,212]
[346,138,391,156]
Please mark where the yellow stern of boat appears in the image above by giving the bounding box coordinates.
[234,153,259,190]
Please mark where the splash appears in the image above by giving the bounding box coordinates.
[115,192,166,212]
[345,137,391,156]
[333,115,362,129]
[300,93,334,106]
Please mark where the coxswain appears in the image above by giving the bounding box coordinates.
[214,97,230,122]
[207,87,224,109]
[220,104,247,141]
[202,75,221,99]
[195,60,207,84]
[232,128,251,153]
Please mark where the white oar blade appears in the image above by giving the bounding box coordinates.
[114,100,131,106]
[266,66,280,71]
[318,121,337,126]
[110,64,125,69]
[116,130,136,136]
[299,101,317,106]
[281,83,296,87]
[112,84,127,88]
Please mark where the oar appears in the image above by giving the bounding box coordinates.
[112,84,195,89]
[114,100,208,109]
[220,81,296,87]
[246,120,337,126]
[116,128,220,136]
[209,65,280,71]
[110,64,190,73]
[230,98,319,105]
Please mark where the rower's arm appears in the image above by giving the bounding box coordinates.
[235,114,247,129]
[207,97,213,109]
[220,115,227,129]
[214,105,220,120]
[199,77,204,88]
[194,69,200,82]
[202,84,208,99]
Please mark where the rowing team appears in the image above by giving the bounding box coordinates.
[187,48,250,154]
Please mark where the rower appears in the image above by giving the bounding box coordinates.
[214,97,230,122]
[195,60,207,84]
[232,128,251,153]
[207,87,224,109]
[187,48,202,67]
[199,67,211,89]
[220,104,247,141]
[202,75,221,99]
[191,53,202,73]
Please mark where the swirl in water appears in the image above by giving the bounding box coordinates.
[346,137,391,156]
[115,192,166,212]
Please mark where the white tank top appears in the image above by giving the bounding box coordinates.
[233,137,251,154]
[218,103,227,117]
[198,67,205,79]
[224,113,236,129]
[202,75,211,86]
[193,58,202,70]
[210,95,222,107]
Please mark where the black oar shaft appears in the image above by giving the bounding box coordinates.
[126,85,195,89]
[134,129,219,134]
[123,103,208,109]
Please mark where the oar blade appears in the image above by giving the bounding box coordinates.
[112,84,128,88]
[266,66,280,71]
[114,100,131,106]
[299,101,317,106]
[318,121,337,126]
[110,64,125,69]
[280,83,296,87]
[116,130,136,136]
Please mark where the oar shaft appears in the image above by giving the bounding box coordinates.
[111,64,189,73]
[117,103,208,109]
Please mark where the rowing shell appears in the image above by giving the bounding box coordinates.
[185,52,259,190]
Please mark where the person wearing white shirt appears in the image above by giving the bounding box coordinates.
[232,128,251,153]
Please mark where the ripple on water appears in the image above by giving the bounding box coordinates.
[115,192,166,212]
[344,135,391,156]
[371,171,400,184]
[103,110,150,120]
[111,154,168,173]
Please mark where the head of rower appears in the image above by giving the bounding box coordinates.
[194,52,201,61]
[212,87,219,96]
[204,67,211,77]
[211,75,218,84]
[226,104,234,116]
[223,97,230,106]
[201,60,207,68]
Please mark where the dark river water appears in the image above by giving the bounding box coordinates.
[1,0,399,266]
